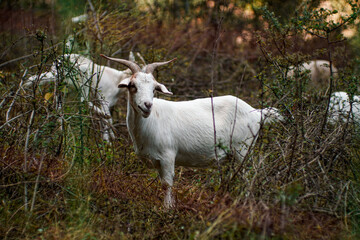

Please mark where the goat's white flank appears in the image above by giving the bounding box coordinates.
[25,54,132,141]
[101,54,282,208]
[71,14,87,23]
[287,60,338,88]
[328,91,360,124]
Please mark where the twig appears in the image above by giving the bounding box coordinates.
[0,90,11,108]
[210,95,218,164]
[30,152,45,212]
[320,32,335,137]
[0,28,86,68]
[5,69,28,128]
[0,54,37,69]
[229,65,247,151]
[49,123,76,181]
[137,52,147,66]
[87,0,103,43]
[210,2,225,180]
[286,129,298,182]
[229,125,260,183]
[229,98,238,150]
[0,110,32,130]
[24,109,35,211]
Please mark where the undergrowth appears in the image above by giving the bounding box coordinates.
[1,0,360,239]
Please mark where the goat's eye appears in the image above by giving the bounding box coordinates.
[127,83,137,93]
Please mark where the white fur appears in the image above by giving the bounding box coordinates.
[117,68,282,208]
[25,54,131,141]
[329,91,360,123]
[288,60,338,86]
[71,14,87,23]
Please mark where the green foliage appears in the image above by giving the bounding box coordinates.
[56,0,87,19]
[255,1,360,238]
[2,0,360,239]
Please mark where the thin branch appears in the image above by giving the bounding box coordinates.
[0,28,86,68]
[87,0,103,43]
[0,110,32,130]
[23,109,35,212]
[5,69,28,128]
[210,2,225,180]
[30,152,45,212]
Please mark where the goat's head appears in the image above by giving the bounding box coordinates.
[100,54,175,118]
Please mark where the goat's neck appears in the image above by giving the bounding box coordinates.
[126,93,147,153]
[113,70,130,86]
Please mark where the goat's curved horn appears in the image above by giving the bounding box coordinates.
[100,54,141,74]
[145,58,177,74]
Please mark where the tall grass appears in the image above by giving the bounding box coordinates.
[1,0,360,239]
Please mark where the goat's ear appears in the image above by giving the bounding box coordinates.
[118,78,131,88]
[156,83,173,95]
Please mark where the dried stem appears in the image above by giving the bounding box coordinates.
[30,152,45,212]
[5,69,28,128]
[24,109,35,211]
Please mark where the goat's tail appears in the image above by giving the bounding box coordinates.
[258,107,284,124]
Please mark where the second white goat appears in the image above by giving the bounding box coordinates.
[25,54,132,141]
[287,60,338,90]
[101,54,283,208]
[328,91,360,124]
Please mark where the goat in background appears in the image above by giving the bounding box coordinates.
[328,91,360,124]
[25,53,134,141]
[287,60,338,93]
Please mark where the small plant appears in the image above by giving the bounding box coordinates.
[1,0,360,239]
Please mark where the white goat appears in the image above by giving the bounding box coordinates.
[101,54,283,208]
[71,14,87,23]
[25,54,132,141]
[287,60,338,89]
[328,91,360,124]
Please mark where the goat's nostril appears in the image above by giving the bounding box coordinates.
[144,102,153,110]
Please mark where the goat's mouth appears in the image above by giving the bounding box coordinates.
[138,105,151,118]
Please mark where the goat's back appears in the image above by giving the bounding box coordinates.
[129,95,272,167]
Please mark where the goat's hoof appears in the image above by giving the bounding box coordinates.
[164,196,175,209]
[164,201,175,209]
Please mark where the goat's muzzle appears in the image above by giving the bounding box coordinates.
[138,105,151,118]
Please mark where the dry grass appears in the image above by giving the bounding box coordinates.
[1,136,355,239]
[1,1,360,239]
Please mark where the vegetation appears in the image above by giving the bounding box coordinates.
[1,0,360,239]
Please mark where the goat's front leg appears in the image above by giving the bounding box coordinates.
[100,105,115,141]
[88,102,115,141]
[101,117,115,142]
[158,155,175,209]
